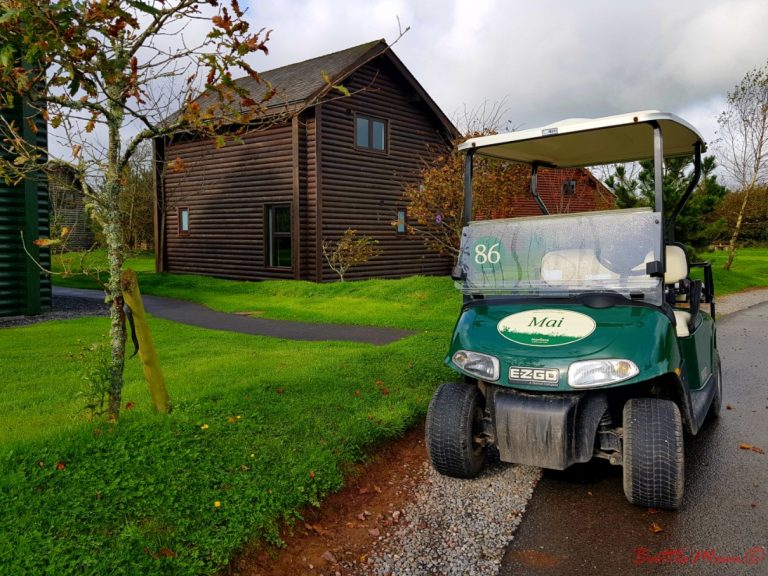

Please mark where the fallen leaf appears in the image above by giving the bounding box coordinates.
[373,485,382,494]
[227,416,237,423]
[740,443,753,450]
[309,470,316,480]
[124,401,135,410]
[649,522,664,534]
[646,508,661,515]
[358,487,370,495]
[726,404,733,410]
[276,387,285,395]
[306,523,327,536]
[379,387,390,396]
[321,550,337,564]
[752,446,765,454]
[354,390,361,397]
[751,502,758,509]
[159,547,176,558]
[56,461,66,471]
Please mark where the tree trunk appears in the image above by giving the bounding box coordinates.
[105,180,126,418]
[724,187,752,271]
[105,98,127,419]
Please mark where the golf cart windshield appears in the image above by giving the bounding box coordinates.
[456,208,663,305]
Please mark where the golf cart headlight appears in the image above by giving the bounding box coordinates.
[452,350,500,381]
[568,359,639,388]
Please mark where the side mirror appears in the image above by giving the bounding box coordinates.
[646,260,664,278]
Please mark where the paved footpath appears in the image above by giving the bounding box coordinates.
[53,286,414,345]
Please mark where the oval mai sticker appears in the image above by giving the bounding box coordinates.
[497,309,596,347]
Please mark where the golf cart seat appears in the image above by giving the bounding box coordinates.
[541,249,619,285]
[665,244,694,338]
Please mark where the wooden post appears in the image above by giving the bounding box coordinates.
[120,269,170,413]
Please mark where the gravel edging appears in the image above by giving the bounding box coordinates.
[357,463,542,576]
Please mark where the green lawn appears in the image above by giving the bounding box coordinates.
[0,275,460,575]
[691,247,768,295]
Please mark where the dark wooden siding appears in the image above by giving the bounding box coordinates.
[317,59,454,281]
[162,123,295,280]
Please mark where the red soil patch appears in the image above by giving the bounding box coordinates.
[225,422,428,576]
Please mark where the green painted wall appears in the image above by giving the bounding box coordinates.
[0,96,51,317]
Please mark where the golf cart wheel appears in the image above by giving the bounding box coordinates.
[708,350,723,419]
[426,382,486,478]
[622,398,684,510]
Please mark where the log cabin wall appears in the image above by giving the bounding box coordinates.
[162,123,295,280]
[316,58,453,281]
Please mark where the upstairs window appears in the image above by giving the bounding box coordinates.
[355,115,387,152]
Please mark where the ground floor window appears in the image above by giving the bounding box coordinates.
[267,205,292,268]
[178,207,190,235]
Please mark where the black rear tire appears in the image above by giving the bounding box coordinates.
[426,382,486,478]
[623,398,685,510]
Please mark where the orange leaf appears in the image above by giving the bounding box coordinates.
[159,547,176,558]
[309,470,315,480]
[649,522,664,534]
[740,443,753,450]
[56,461,66,471]
[752,446,765,454]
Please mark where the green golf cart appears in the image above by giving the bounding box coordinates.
[426,111,720,510]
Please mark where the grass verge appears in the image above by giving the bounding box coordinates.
[1,277,459,575]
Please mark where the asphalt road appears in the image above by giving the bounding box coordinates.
[500,302,768,576]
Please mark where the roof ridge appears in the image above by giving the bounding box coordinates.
[259,39,386,76]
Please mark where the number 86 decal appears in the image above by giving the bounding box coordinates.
[474,242,501,265]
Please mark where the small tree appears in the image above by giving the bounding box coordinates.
[0,0,274,419]
[715,60,768,270]
[603,156,728,249]
[402,134,530,257]
[322,228,382,281]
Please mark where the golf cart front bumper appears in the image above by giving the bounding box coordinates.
[489,387,608,470]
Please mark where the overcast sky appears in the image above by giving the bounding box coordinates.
[245,0,768,149]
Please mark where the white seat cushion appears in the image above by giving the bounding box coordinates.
[673,310,691,338]
[541,249,619,285]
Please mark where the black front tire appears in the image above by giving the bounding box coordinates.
[623,398,685,510]
[426,382,486,478]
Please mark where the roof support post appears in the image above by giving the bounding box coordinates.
[530,163,550,215]
[652,121,664,213]
[667,141,703,243]
[463,147,475,225]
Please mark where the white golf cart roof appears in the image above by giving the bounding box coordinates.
[458,110,706,167]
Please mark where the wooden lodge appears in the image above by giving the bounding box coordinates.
[155,40,459,281]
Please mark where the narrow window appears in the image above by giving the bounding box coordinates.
[562,180,577,196]
[178,207,190,236]
[267,205,292,268]
[355,115,388,152]
[396,209,406,234]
